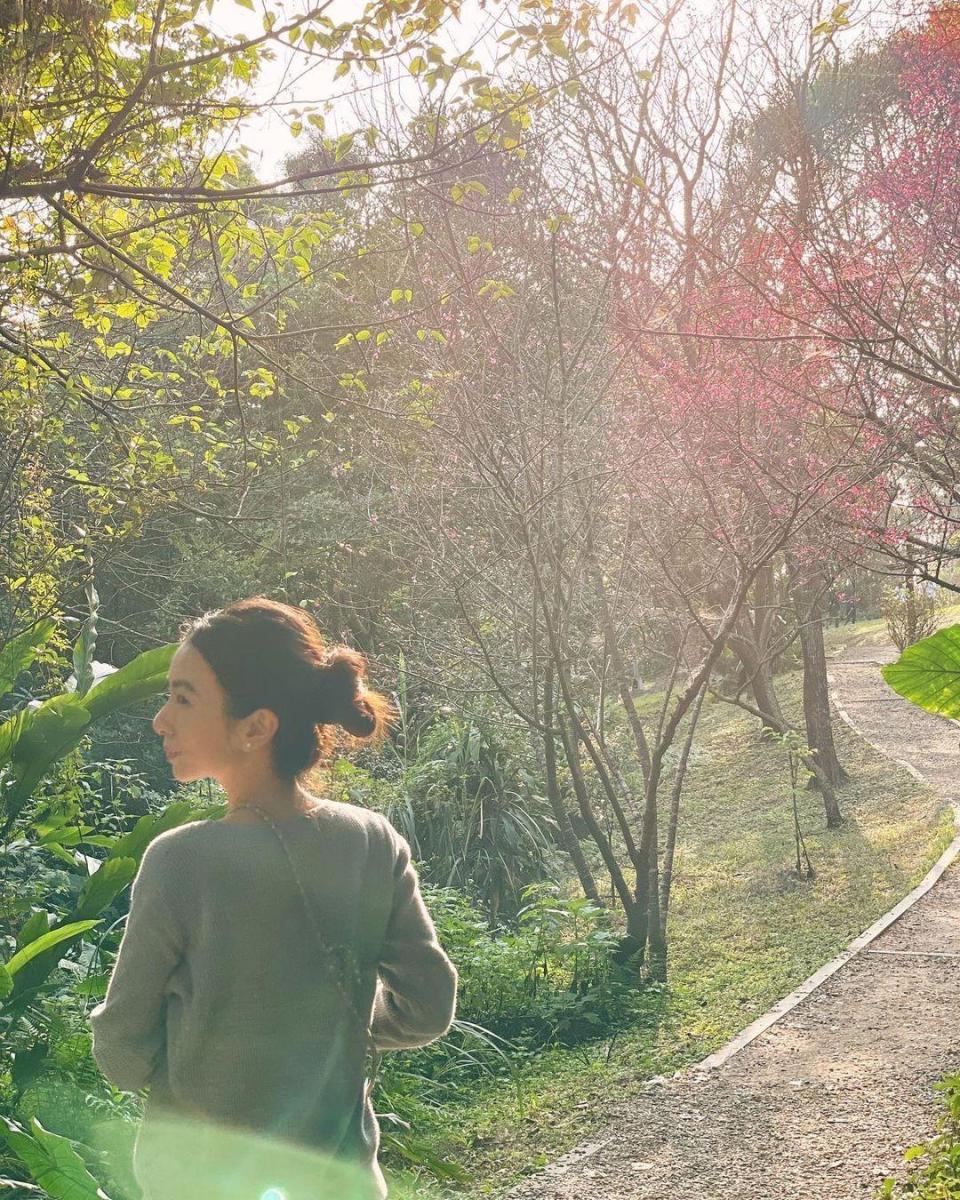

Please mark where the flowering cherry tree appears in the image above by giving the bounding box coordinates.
[615,234,893,836]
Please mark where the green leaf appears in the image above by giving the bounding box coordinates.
[73,973,109,999]
[16,910,51,951]
[3,921,101,977]
[83,643,176,721]
[46,843,83,869]
[881,625,960,718]
[71,580,100,698]
[234,0,254,8]
[379,1130,472,1183]
[0,645,173,825]
[0,619,56,698]
[73,857,138,921]
[334,132,354,162]
[1,695,92,819]
[0,1115,111,1199]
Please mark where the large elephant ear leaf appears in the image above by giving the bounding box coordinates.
[3,920,102,978]
[1,644,175,828]
[73,857,138,921]
[881,624,960,718]
[0,706,29,768]
[11,695,91,764]
[0,618,58,700]
[2,696,93,824]
[83,643,176,721]
[0,1114,111,1199]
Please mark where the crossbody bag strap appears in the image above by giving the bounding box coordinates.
[237,804,382,1110]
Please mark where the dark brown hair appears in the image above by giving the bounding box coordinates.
[179,597,394,781]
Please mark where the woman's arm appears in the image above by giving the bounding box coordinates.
[90,833,187,1092]
[371,833,458,1051]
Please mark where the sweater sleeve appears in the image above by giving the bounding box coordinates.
[370,832,458,1051]
[89,834,187,1093]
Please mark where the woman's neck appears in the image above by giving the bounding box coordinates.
[220,751,312,817]
[223,782,314,822]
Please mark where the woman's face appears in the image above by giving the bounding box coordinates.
[152,642,242,784]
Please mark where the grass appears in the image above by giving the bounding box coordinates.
[384,614,957,1198]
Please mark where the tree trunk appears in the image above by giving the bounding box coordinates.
[613,906,647,970]
[715,671,844,828]
[815,760,844,828]
[728,616,786,733]
[789,564,849,796]
[556,715,634,905]
[622,747,662,977]
[660,682,707,937]
[542,667,603,904]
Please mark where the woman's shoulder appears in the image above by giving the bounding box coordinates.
[310,797,400,847]
[142,803,402,861]
[141,819,219,863]
[305,800,408,875]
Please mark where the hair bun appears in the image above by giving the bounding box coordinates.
[317,647,378,737]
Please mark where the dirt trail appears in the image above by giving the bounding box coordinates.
[503,636,960,1200]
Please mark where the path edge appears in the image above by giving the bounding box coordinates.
[690,650,960,1076]
[502,637,960,1195]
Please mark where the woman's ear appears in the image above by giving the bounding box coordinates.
[242,707,280,748]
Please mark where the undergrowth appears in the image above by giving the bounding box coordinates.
[383,625,955,1197]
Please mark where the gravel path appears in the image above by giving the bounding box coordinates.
[503,635,960,1200]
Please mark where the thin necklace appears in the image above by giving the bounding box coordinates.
[228,806,311,822]
[229,791,313,820]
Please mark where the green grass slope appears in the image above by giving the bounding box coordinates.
[389,619,955,1198]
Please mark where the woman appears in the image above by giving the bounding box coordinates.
[90,598,458,1200]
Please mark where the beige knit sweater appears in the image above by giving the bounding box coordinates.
[89,799,458,1200]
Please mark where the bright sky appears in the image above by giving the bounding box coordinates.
[204,0,908,184]
[207,0,495,182]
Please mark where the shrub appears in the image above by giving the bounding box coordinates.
[331,713,563,927]
[878,1073,960,1197]
[380,881,655,1089]
[882,580,942,653]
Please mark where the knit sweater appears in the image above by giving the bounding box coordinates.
[89,799,458,1200]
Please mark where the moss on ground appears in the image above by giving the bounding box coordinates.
[385,619,955,1198]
